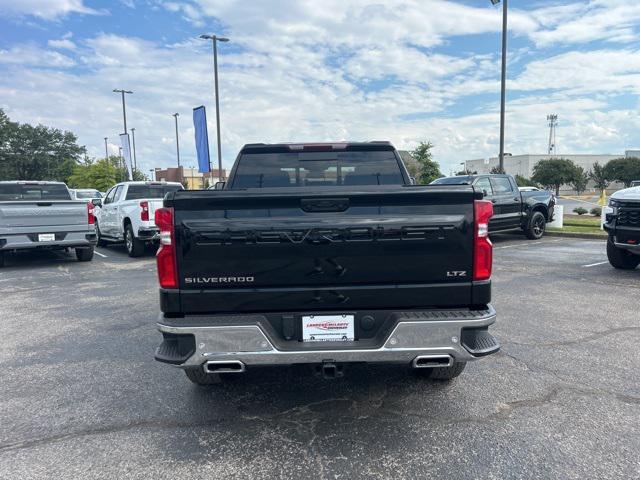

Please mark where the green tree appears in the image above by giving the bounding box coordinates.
[68,156,133,191]
[570,166,589,195]
[603,157,640,187]
[410,141,442,184]
[531,158,578,196]
[0,108,85,182]
[490,166,505,174]
[515,175,538,188]
[589,162,609,193]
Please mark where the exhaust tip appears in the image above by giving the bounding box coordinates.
[412,355,453,369]
[204,360,246,374]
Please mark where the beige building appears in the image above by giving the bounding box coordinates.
[154,167,227,189]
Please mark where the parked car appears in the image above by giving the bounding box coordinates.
[0,181,96,267]
[71,189,102,202]
[518,186,540,192]
[153,141,499,386]
[431,174,555,239]
[603,185,640,270]
[631,180,640,187]
[93,181,183,257]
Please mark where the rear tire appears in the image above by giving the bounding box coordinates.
[607,237,640,270]
[412,361,466,381]
[75,247,94,262]
[525,211,546,240]
[184,368,228,386]
[95,221,107,247]
[125,223,145,258]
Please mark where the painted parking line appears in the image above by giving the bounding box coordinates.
[582,260,609,268]
[494,238,563,250]
[94,249,108,258]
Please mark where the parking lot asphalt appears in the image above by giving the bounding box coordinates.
[0,236,639,480]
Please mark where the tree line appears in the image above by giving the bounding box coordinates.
[0,109,145,191]
[530,157,640,195]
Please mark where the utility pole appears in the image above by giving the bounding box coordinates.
[547,114,558,155]
[130,127,138,174]
[200,34,230,180]
[490,0,508,173]
[172,113,181,169]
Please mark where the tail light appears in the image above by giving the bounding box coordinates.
[87,202,95,225]
[473,200,493,281]
[154,207,178,288]
[140,201,149,221]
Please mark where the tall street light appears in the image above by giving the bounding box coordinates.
[104,137,109,160]
[113,89,133,134]
[200,34,229,181]
[172,113,181,169]
[491,0,507,173]
[130,127,138,173]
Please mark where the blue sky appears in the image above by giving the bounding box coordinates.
[1,0,640,175]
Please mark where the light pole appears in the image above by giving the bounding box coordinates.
[104,137,109,160]
[149,169,154,181]
[172,113,181,170]
[113,89,133,134]
[200,34,229,180]
[491,0,507,173]
[130,127,138,174]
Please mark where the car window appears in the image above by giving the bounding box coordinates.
[113,186,124,202]
[104,187,116,205]
[231,150,404,188]
[75,190,100,199]
[490,176,513,194]
[0,183,71,201]
[125,184,184,200]
[474,177,493,196]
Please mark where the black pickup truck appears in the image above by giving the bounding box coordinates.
[153,142,499,385]
[431,174,555,239]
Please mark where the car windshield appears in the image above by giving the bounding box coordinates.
[0,183,71,201]
[125,184,183,200]
[230,150,404,188]
[430,176,472,185]
[75,190,101,199]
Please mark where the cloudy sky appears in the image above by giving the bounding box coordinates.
[1,0,640,175]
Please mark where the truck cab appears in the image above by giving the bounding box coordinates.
[94,181,183,257]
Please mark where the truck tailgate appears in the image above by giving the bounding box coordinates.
[0,201,88,232]
[168,186,484,313]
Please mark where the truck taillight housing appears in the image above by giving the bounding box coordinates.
[87,202,95,225]
[140,201,149,221]
[473,200,493,281]
[155,207,178,289]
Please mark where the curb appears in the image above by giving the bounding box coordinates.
[546,230,607,240]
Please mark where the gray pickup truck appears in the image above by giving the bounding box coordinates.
[0,181,97,267]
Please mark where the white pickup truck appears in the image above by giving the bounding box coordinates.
[94,181,183,257]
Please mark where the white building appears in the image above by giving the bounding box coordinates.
[463,150,639,193]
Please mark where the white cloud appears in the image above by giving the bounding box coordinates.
[0,45,76,67]
[0,0,101,20]
[48,38,77,50]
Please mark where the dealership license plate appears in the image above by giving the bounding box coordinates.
[302,315,355,342]
[38,234,55,242]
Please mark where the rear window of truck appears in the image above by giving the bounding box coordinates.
[125,185,183,200]
[230,151,404,188]
[0,184,71,201]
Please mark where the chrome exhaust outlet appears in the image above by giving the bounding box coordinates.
[412,355,453,369]
[204,360,246,374]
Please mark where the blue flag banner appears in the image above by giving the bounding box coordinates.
[193,106,211,173]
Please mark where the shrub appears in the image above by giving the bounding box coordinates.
[573,207,588,215]
[590,207,602,217]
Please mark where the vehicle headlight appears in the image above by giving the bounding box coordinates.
[608,198,620,215]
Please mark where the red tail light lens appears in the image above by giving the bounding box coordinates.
[154,207,177,288]
[87,202,95,225]
[473,200,493,281]
[140,201,149,221]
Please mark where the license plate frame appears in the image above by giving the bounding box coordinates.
[38,233,55,242]
[302,314,355,342]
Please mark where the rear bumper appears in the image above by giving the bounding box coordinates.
[155,305,499,368]
[0,230,96,251]
[137,227,159,241]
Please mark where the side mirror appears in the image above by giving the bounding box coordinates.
[409,176,417,185]
[92,198,102,207]
[214,181,226,190]
[483,189,489,197]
